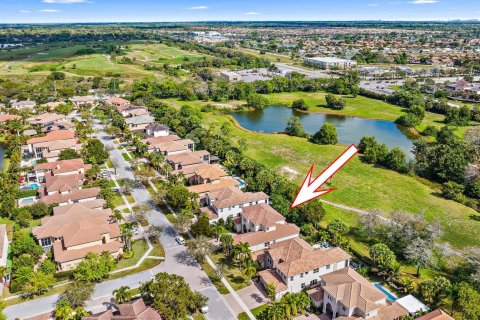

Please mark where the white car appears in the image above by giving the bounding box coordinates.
[200,306,209,314]
[175,236,185,245]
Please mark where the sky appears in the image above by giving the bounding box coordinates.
[0,0,479,24]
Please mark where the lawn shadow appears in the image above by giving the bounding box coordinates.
[469,214,480,222]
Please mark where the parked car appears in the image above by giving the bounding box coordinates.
[200,306,209,314]
[175,236,185,245]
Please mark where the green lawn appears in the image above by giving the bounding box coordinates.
[116,239,149,270]
[203,113,480,250]
[209,251,251,291]
[200,261,229,294]
[237,304,269,320]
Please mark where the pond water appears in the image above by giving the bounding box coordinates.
[231,105,415,156]
[0,146,5,172]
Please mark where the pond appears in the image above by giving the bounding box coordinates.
[0,146,5,172]
[231,105,415,156]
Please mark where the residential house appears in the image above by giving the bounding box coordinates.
[125,114,155,132]
[143,135,194,155]
[0,114,21,124]
[165,150,210,176]
[27,113,70,132]
[146,123,169,137]
[220,70,243,82]
[42,101,65,111]
[187,163,239,202]
[32,204,122,271]
[23,130,81,162]
[120,105,149,117]
[202,186,269,221]
[0,225,9,268]
[417,309,454,320]
[11,100,36,110]
[106,97,130,109]
[83,298,161,320]
[232,203,300,251]
[71,96,96,108]
[28,158,91,183]
[307,267,409,319]
[43,173,86,196]
[257,237,350,299]
[41,187,101,206]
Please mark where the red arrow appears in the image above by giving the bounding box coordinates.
[290,144,359,209]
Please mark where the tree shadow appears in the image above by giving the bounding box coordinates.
[200,276,212,287]
[174,251,198,267]
[469,214,480,222]
[250,292,265,303]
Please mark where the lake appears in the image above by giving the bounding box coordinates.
[231,105,415,156]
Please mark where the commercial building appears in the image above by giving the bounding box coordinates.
[304,57,357,70]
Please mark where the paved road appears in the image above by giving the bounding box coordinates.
[4,124,236,320]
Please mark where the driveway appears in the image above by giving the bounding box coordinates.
[4,123,237,320]
[225,281,267,315]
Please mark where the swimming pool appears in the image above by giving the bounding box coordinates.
[374,283,398,302]
[28,183,40,190]
[234,177,246,188]
[20,197,35,203]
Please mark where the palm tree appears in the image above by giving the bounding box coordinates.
[242,260,257,280]
[231,242,252,267]
[281,293,298,317]
[110,159,119,175]
[212,223,226,241]
[148,152,164,172]
[113,210,123,223]
[220,234,233,255]
[113,286,132,304]
[120,223,134,252]
[295,292,311,313]
[266,302,286,320]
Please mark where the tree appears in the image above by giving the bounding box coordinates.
[113,285,132,304]
[396,113,421,128]
[246,93,269,110]
[110,159,119,175]
[359,210,381,240]
[231,242,252,267]
[325,94,346,110]
[81,138,109,164]
[38,259,56,275]
[369,243,396,272]
[242,259,257,280]
[29,202,52,218]
[310,122,338,145]
[285,116,308,137]
[11,233,42,260]
[419,276,451,308]
[22,271,55,297]
[190,213,211,237]
[120,223,134,253]
[55,299,74,320]
[60,281,94,308]
[384,147,407,172]
[455,282,480,320]
[73,252,116,282]
[185,235,213,264]
[145,225,164,243]
[173,211,193,234]
[327,218,349,245]
[292,99,308,111]
[441,181,465,202]
[265,302,286,320]
[58,149,80,161]
[133,203,151,224]
[140,272,207,319]
[220,233,233,255]
[265,282,277,302]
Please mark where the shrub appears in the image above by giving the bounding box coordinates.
[292,99,308,111]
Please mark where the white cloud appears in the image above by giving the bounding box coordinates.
[42,0,90,3]
[243,11,260,15]
[409,0,438,4]
[19,10,31,13]
[188,6,208,10]
[39,9,60,12]
[368,4,379,7]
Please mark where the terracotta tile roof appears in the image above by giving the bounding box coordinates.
[187,177,238,195]
[258,269,288,292]
[0,224,6,259]
[373,302,410,320]
[146,123,168,131]
[35,139,79,151]
[166,150,210,166]
[266,237,350,277]
[321,267,387,314]
[241,203,285,227]
[128,108,149,116]
[207,186,268,209]
[83,299,161,320]
[27,113,66,126]
[233,223,299,247]
[27,130,75,144]
[307,286,324,302]
[193,164,228,181]
[200,206,218,220]
[33,203,120,248]
[107,97,130,106]
[417,310,454,320]
[0,114,21,122]
[41,187,100,204]
[34,158,89,174]
[125,114,154,125]
[53,199,106,214]
[45,173,84,193]
[143,135,181,148]
[53,240,122,263]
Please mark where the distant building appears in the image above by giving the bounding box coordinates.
[11,100,36,110]
[125,114,155,132]
[304,57,357,70]
[220,71,243,82]
[145,123,169,138]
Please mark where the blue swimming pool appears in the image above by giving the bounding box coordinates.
[20,197,35,203]
[28,183,40,190]
[374,283,398,302]
[234,177,246,188]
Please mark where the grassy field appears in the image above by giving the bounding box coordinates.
[125,43,206,65]
[201,112,480,250]
[116,239,149,270]
[209,251,251,291]
[237,304,269,320]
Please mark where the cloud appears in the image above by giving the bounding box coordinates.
[368,4,379,6]
[188,6,208,10]
[39,9,60,12]
[243,11,260,15]
[42,0,90,3]
[409,0,438,4]
[19,10,31,13]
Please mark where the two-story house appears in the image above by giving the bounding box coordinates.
[28,158,91,183]
[202,186,269,222]
[32,204,123,271]
[23,130,81,162]
[232,203,300,252]
[145,123,169,137]
[165,150,211,176]
[257,237,351,300]
[125,114,155,132]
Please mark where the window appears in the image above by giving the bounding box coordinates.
[300,273,304,278]
[264,242,269,247]
[313,268,319,273]
[310,279,317,286]
[305,271,309,275]
[41,238,51,247]
[301,283,305,289]
[326,264,331,270]
[290,276,294,281]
